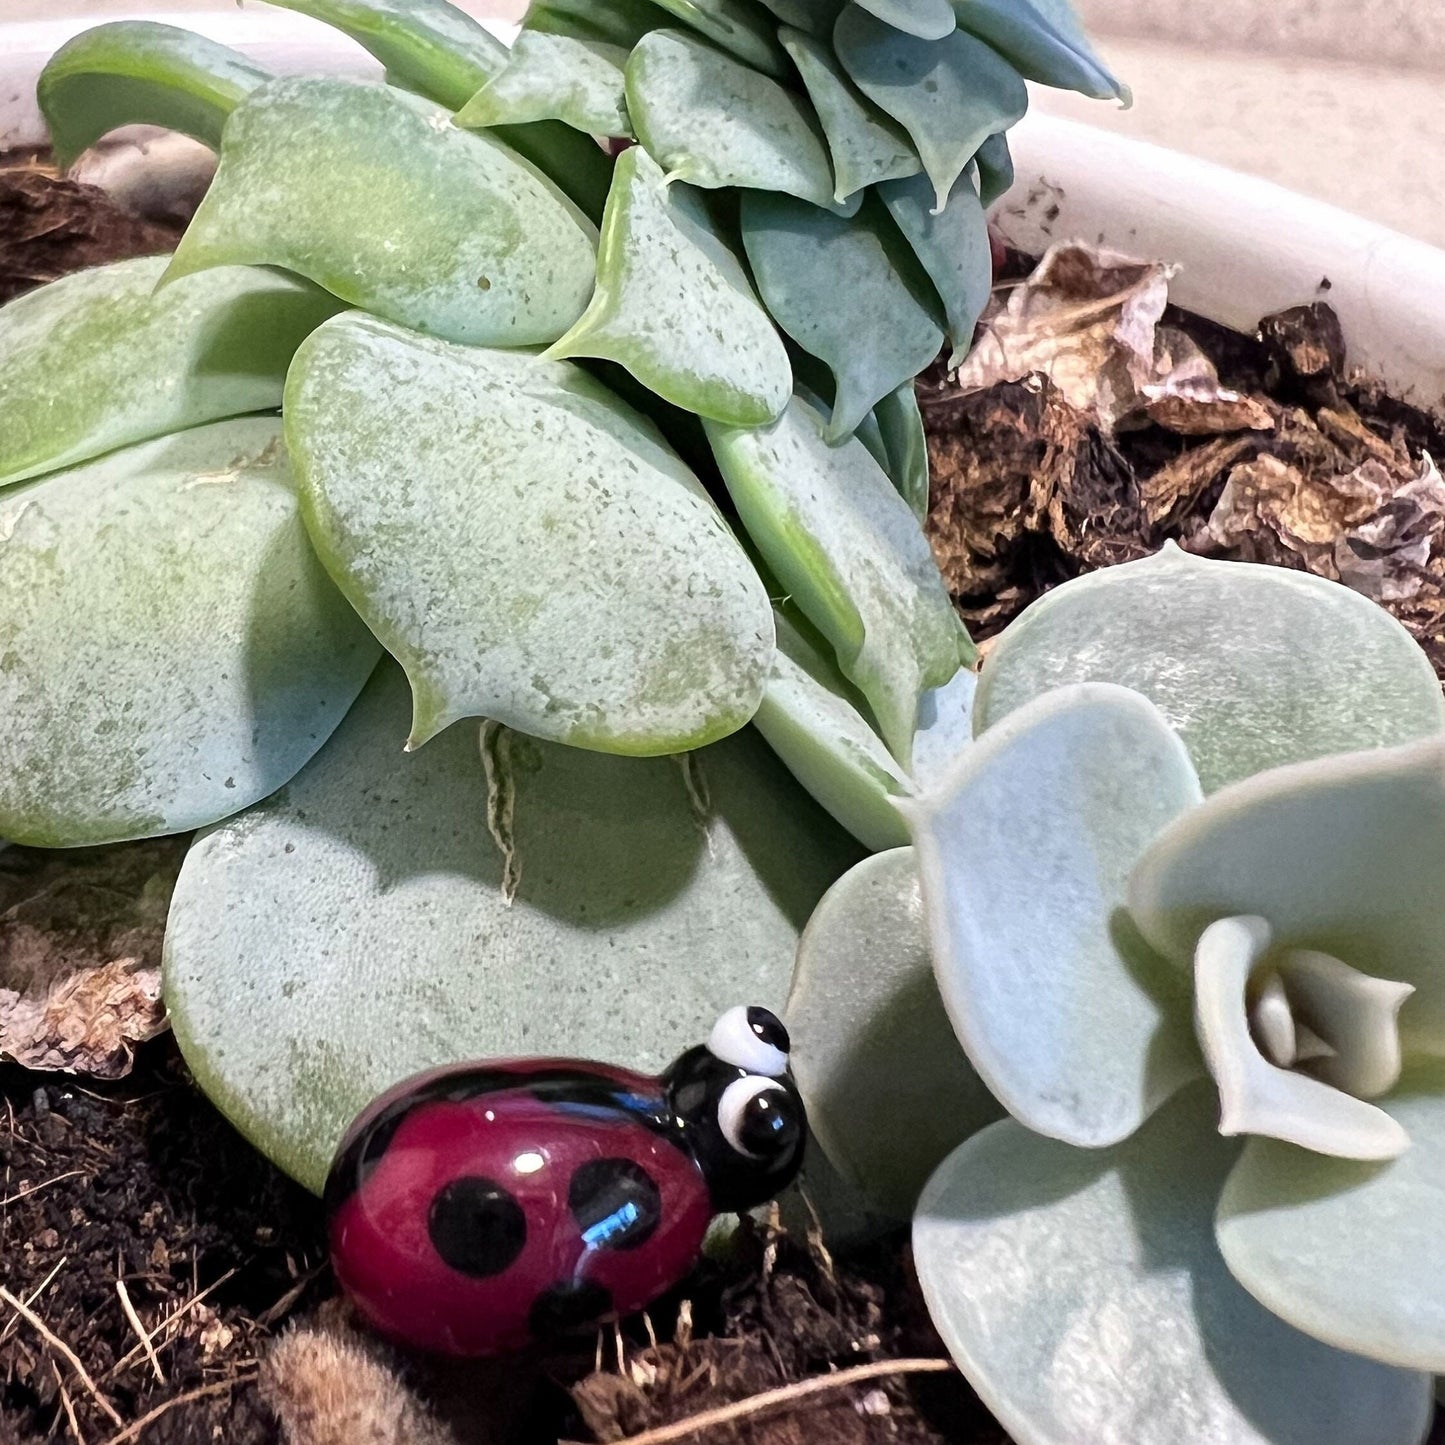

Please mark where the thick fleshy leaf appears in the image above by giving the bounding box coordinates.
[286,312,773,754]
[163,76,598,348]
[779,26,919,203]
[740,191,943,441]
[627,30,839,210]
[903,683,1204,1147]
[909,665,976,791]
[1217,1057,1445,1373]
[0,256,342,491]
[546,147,790,426]
[1192,916,1408,1161]
[834,7,1027,211]
[753,613,911,851]
[165,663,860,1192]
[854,0,955,40]
[1128,734,1445,1052]
[37,20,268,169]
[951,0,1129,102]
[879,170,990,367]
[705,392,960,764]
[523,0,670,47]
[454,31,632,137]
[0,418,380,848]
[975,544,1445,795]
[648,0,789,77]
[789,848,1002,1215]
[871,380,931,521]
[973,130,1013,206]
[915,1082,1432,1445]
[758,0,844,35]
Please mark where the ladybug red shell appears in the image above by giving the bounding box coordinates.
[324,1006,805,1356]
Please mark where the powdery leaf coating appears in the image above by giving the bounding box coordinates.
[705,391,960,766]
[37,20,269,168]
[648,0,790,76]
[869,379,931,521]
[975,545,1445,795]
[1217,1058,1445,1373]
[165,663,861,1193]
[758,0,843,34]
[286,312,774,754]
[905,683,1204,1148]
[834,7,1027,211]
[627,29,840,210]
[915,1082,1432,1445]
[853,0,956,40]
[453,31,632,138]
[973,130,1014,206]
[951,0,1129,103]
[739,190,944,442]
[778,26,919,203]
[0,255,342,490]
[0,417,380,847]
[547,147,791,426]
[163,76,598,348]
[523,0,671,48]
[788,847,1002,1216]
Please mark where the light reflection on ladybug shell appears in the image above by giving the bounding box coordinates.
[325,1060,714,1356]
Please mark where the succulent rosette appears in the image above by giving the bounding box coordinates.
[791,544,1445,1444]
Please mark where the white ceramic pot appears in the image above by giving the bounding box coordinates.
[2,11,1442,417]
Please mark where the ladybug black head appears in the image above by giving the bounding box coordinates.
[662,1007,806,1213]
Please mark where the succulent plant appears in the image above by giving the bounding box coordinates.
[794,544,1445,1444]
[1,0,1123,1185]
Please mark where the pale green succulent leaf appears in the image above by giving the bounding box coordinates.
[976,545,1445,795]
[880,170,991,368]
[757,0,843,35]
[1217,1057,1445,1373]
[952,0,1130,103]
[0,255,342,491]
[740,191,944,441]
[0,417,380,848]
[779,26,920,202]
[909,664,976,791]
[546,147,791,426]
[789,847,1002,1215]
[165,662,861,1192]
[454,31,632,137]
[870,380,931,520]
[834,6,1027,211]
[974,129,1014,205]
[627,29,841,211]
[706,391,960,765]
[915,1082,1432,1445]
[164,76,598,348]
[904,683,1204,1148]
[523,0,671,47]
[1128,733,1445,1054]
[287,312,773,754]
[37,20,269,169]
[853,0,956,40]
[649,0,790,76]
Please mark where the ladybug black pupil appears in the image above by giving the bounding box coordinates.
[740,1089,799,1157]
[746,1006,790,1055]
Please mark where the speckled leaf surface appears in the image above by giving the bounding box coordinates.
[454,30,632,137]
[163,76,598,348]
[286,313,773,754]
[627,29,839,209]
[165,662,861,1193]
[37,20,268,168]
[706,392,959,765]
[915,1083,1432,1445]
[789,848,1002,1215]
[0,417,380,848]
[523,0,671,48]
[975,545,1445,794]
[952,0,1129,102]
[546,147,791,426]
[779,26,919,203]
[648,0,789,76]
[740,191,943,441]
[853,0,956,40]
[834,6,1027,210]
[905,684,1203,1147]
[880,170,991,367]
[1216,1058,1445,1372]
[1128,734,1445,1051]
[0,255,342,491]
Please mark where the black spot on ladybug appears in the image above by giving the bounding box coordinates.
[737,1087,802,1159]
[746,1006,790,1055]
[568,1158,661,1251]
[529,1278,613,1338]
[427,1176,526,1278]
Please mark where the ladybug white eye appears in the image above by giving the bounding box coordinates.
[707,1005,789,1077]
[718,1076,794,1159]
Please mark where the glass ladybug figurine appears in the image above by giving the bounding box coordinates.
[323,1006,806,1355]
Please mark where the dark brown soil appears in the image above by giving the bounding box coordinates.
[4,168,1445,1445]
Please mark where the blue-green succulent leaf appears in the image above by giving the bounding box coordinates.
[649,0,790,76]
[854,0,955,40]
[522,0,670,47]
[952,0,1129,103]
[454,30,632,138]
[871,380,931,520]
[974,130,1013,205]
[757,0,843,34]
